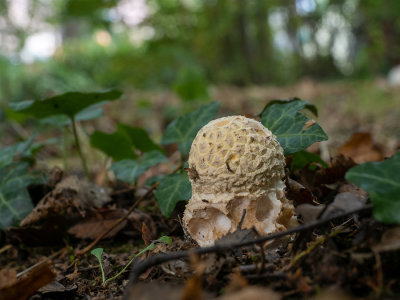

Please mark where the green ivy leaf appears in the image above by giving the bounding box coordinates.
[161,102,220,155]
[140,151,168,168]
[345,151,400,224]
[110,151,167,184]
[40,106,104,126]
[90,131,136,161]
[290,150,328,171]
[154,173,191,217]
[261,98,328,155]
[110,160,147,184]
[9,90,122,120]
[0,134,38,168]
[117,124,163,153]
[0,162,47,230]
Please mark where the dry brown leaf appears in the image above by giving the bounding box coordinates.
[20,176,109,227]
[219,286,281,300]
[287,178,318,205]
[124,282,183,300]
[338,132,384,163]
[372,227,400,253]
[296,189,367,223]
[141,222,152,246]
[223,272,248,294]
[0,268,17,289]
[181,275,202,300]
[0,263,55,300]
[67,208,128,240]
[315,155,356,185]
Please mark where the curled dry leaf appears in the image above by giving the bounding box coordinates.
[286,178,318,205]
[296,189,368,223]
[0,263,55,300]
[20,176,109,227]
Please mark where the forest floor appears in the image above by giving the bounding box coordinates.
[0,79,399,299]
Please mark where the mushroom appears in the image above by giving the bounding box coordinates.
[183,116,295,246]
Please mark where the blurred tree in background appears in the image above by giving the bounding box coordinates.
[0,0,399,103]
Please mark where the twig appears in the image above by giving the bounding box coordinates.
[0,244,12,255]
[17,247,67,278]
[288,225,345,268]
[75,183,158,256]
[123,204,372,299]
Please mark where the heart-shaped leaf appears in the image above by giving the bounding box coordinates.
[161,102,220,155]
[261,98,328,155]
[90,131,136,161]
[110,151,167,184]
[9,89,122,120]
[0,135,37,169]
[117,124,162,153]
[290,150,328,171]
[154,173,191,217]
[110,160,147,184]
[140,151,168,168]
[346,151,400,224]
[40,106,104,126]
[0,162,47,230]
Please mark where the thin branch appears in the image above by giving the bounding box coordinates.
[123,204,372,300]
[75,183,158,256]
[17,247,67,278]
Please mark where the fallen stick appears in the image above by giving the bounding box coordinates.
[123,204,372,300]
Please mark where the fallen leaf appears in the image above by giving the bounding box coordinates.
[67,208,128,240]
[68,208,156,240]
[287,178,318,205]
[338,132,384,163]
[219,286,281,300]
[372,227,400,253]
[182,255,203,300]
[296,190,368,223]
[20,176,109,227]
[0,268,17,289]
[141,222,152,246]
[315,155,357,185]
[38,280,77,295]
[0,263,55,300]
[223,272,248,294]
[124,282,183,300]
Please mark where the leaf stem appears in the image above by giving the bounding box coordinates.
[71,118,90,180]
[103,243,155,286]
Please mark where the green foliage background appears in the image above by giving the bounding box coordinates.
[1,0,400,104]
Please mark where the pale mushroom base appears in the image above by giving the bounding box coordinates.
[183,185,294,247]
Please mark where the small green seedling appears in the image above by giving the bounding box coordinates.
[90,235,172,286]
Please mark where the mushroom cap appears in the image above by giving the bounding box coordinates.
[188,115,285,200]
[183,116,293,246]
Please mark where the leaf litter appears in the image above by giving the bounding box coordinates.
[1,98,400,300]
